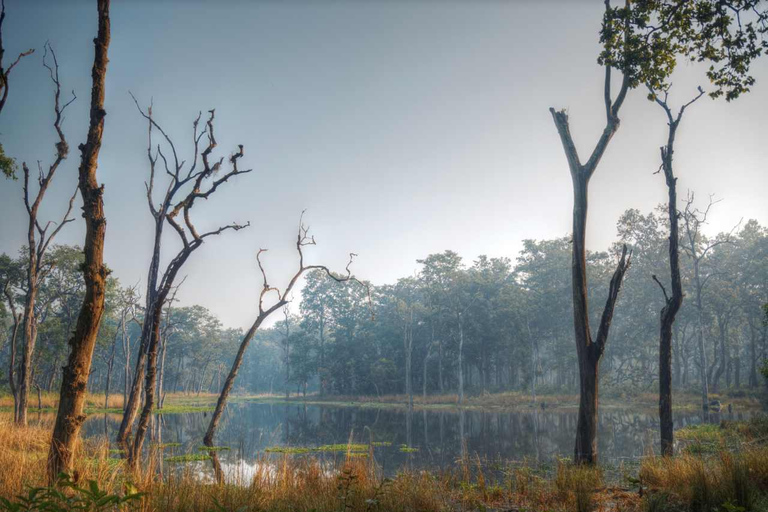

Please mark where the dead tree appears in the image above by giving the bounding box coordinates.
[49,0,111,479]
[279,308,292,399]
[117,99,250,447]
[120,101,251,466]
[548,0,634,463]
[203,213,367,450]
[0,0,34,117]
[2,280,22,421]
[649,85,704,456]
[18,44,77,427]
[157,279,183,410]
[680,193,738,410]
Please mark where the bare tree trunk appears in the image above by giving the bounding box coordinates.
[118,235,160,444]
[204,223,363,446]
[457,312,464,405]
[650,89,700,456]
[157,333,167,409]
[749,320,758,388]
[712,316,728,393]
[404,308,414,408]
[692,262,710,408]
[548,43,636,463]
[550,87,632,463]
[105,330,117,409]
[48,0,110,480]
[4,286,21,422]
[205,317,263,445]
[130,301,163,464]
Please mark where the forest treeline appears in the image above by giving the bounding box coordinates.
[3,205,765,404]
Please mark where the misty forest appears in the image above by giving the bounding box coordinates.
[0,1,767,511]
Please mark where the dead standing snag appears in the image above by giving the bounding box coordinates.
[17,44,77,428]
[648,85,705,456]
[117,98,251,467]
[203,212,368,452]
[48,0,111,480]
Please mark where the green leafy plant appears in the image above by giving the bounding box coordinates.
[0,473,143,511]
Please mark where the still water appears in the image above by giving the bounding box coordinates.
[82,402,750,477]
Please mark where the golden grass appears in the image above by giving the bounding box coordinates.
[640,446,768,511]
[0,391,125,410]
[0,416,640,511]
[2,413,767,512]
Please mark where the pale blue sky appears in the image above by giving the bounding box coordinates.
[1,0,766,329]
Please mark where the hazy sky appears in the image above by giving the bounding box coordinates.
[1,0,766,330]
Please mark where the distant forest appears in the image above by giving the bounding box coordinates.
[3,205,765,403]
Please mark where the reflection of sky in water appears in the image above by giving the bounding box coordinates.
[81,403,753,476]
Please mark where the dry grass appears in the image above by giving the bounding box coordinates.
[0,391,125,411]
[0,415,125,498]
[0,416,639,511]
[2,414,768,511]
[640,446,768,511]
[275,390,764,413]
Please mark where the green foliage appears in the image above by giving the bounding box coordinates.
[599,0,768,100]
[0,473,142,511]
[0,143,17,180]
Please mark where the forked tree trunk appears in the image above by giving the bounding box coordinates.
[118,255,160,444]
[653,96,688,456]
[550,78,631,463]
[48,0,110,480]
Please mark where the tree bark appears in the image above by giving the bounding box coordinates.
[652,93,690,456]
[117,219,162,444]
[204,316,265,445]
[48,0,110,480]
[550,85,631,463]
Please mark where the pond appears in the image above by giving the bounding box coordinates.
[82,401,752,479]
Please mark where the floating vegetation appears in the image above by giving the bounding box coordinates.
[317,444,368,453]
[165,454,211,463]
[265,443,371,455]
[399,445,419,453]
[265,447,312,454]
[153,442,182,449]
[371,441,393,447]
[198,445,231,452]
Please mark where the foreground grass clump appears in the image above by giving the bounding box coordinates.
[640,446,768,511]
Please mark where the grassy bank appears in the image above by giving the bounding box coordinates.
[248,389,764,413]
[3,389,761,418]
[1,414,767,511]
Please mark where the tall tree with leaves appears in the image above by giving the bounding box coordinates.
[549,0,767,463]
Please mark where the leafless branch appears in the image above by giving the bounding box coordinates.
[255,213,370,318]
[652,274,670,303]
[0,0,35,115]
